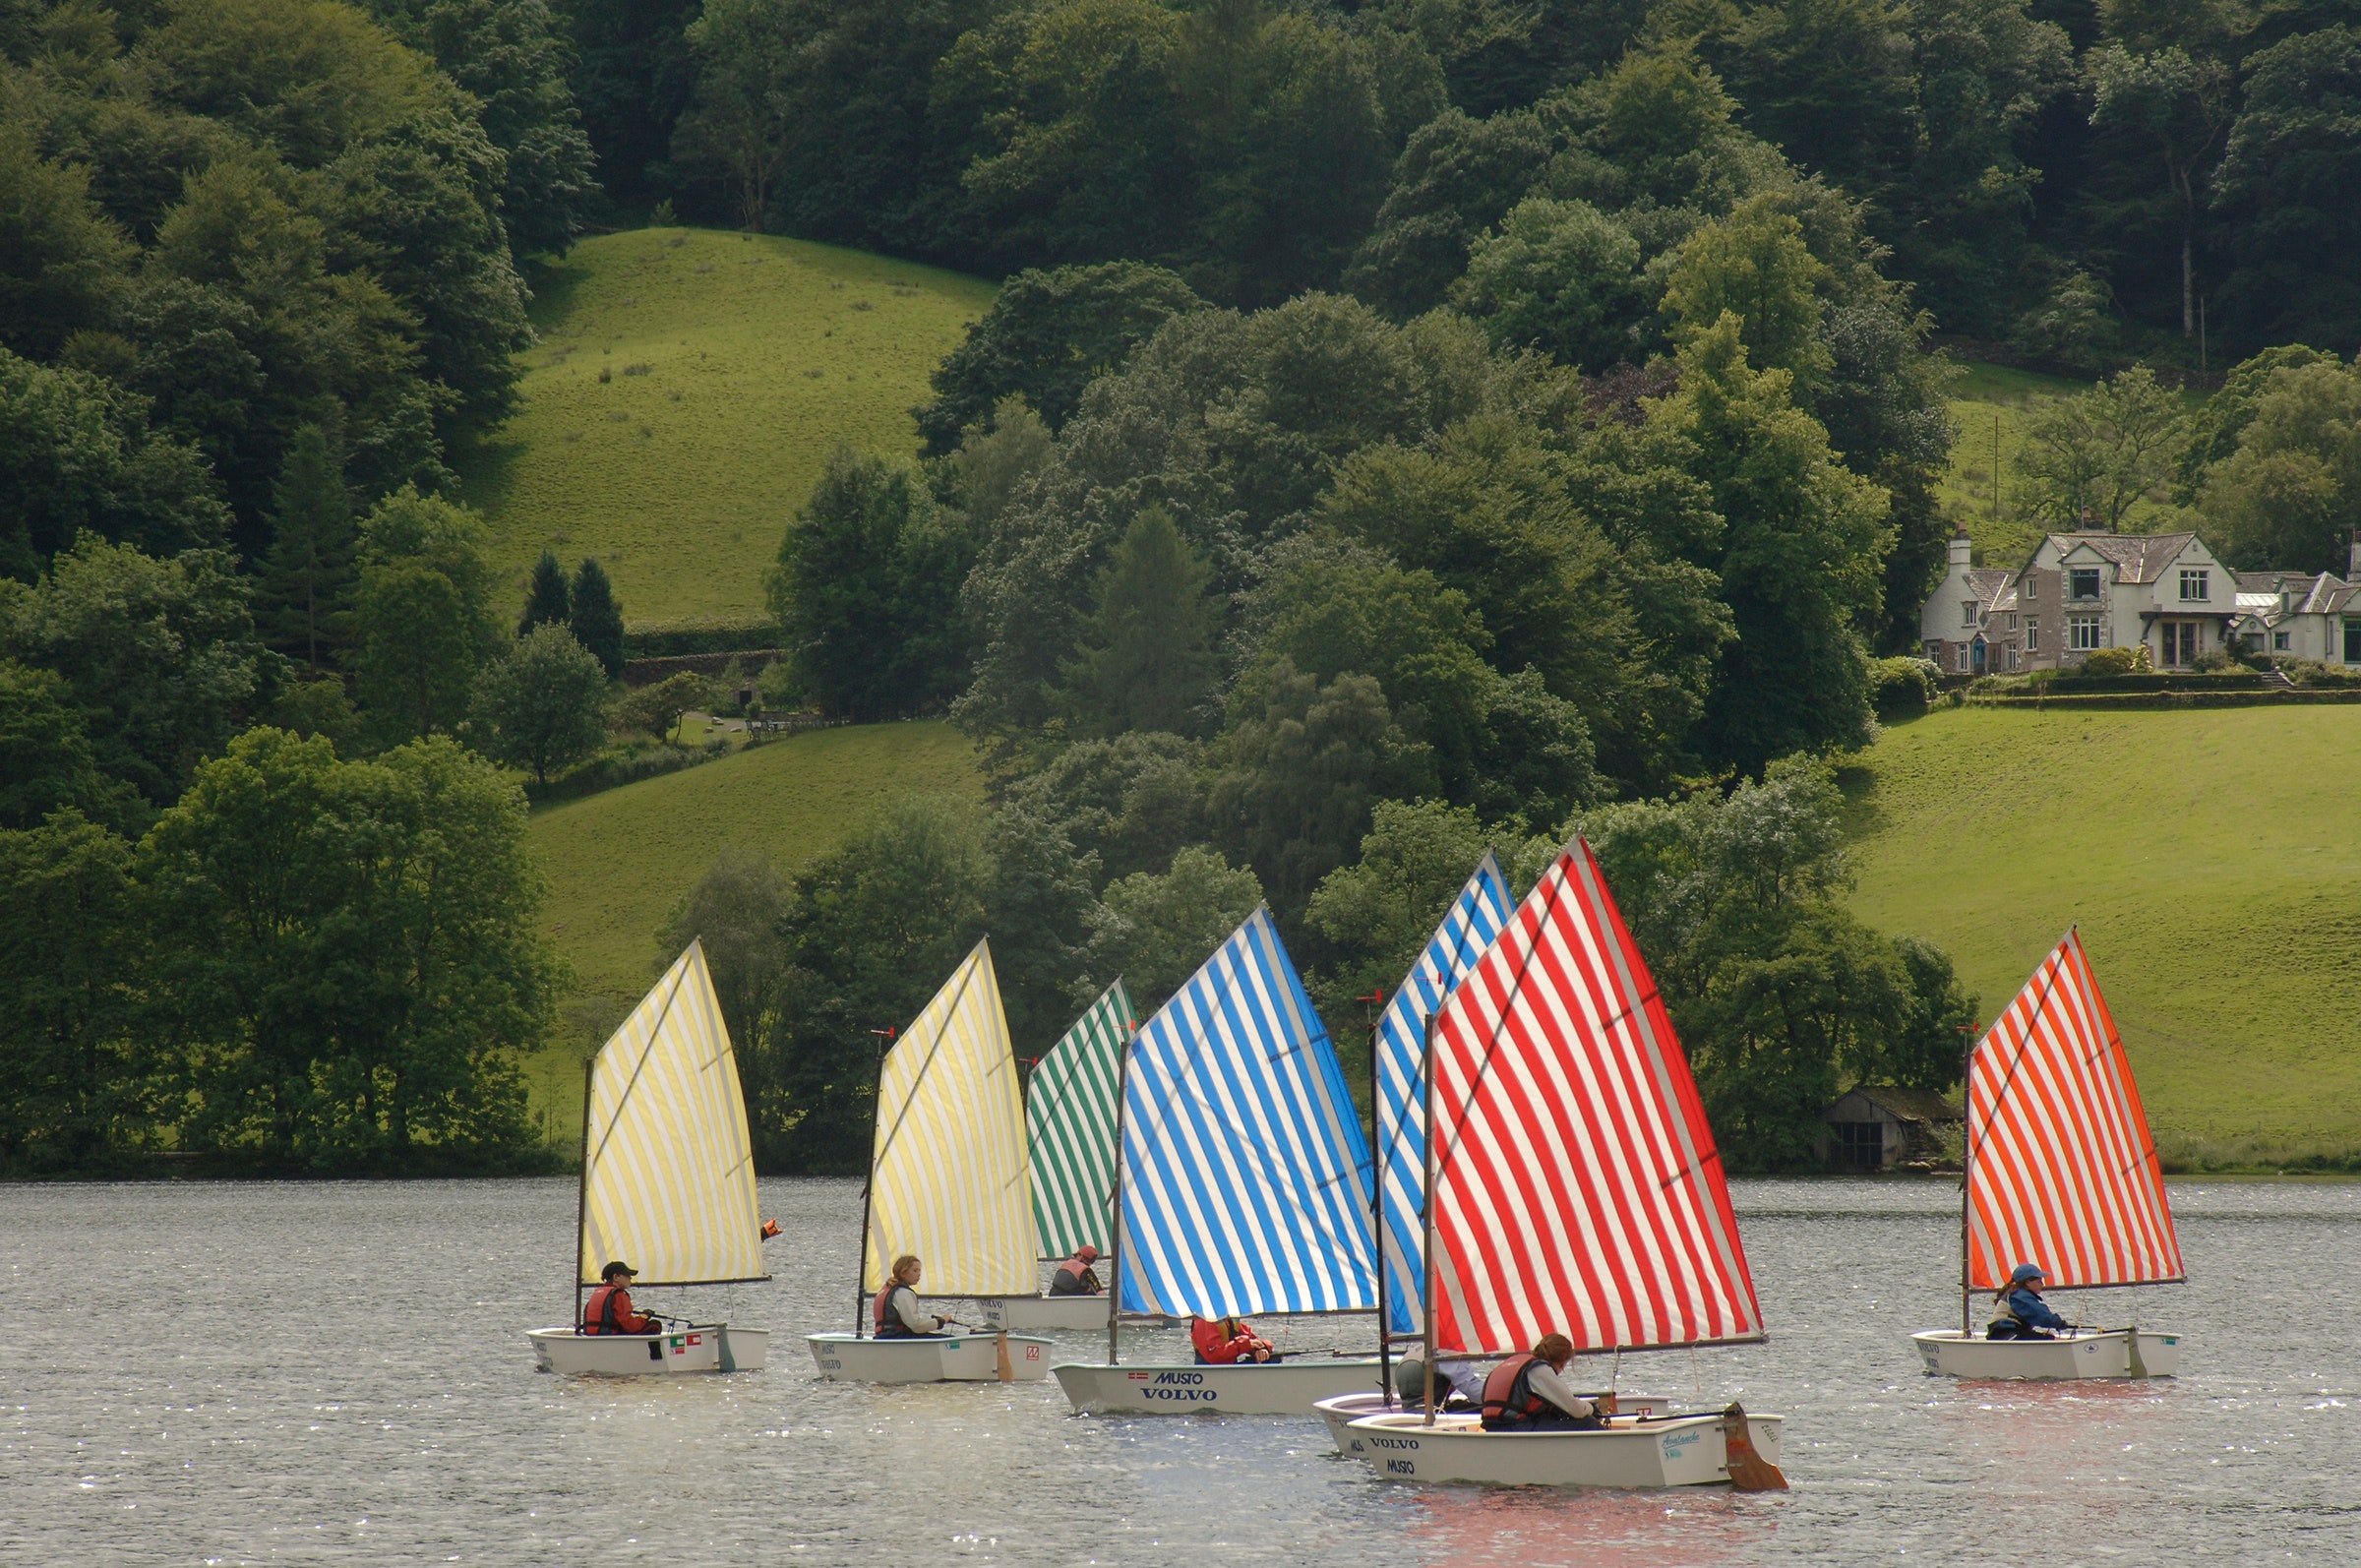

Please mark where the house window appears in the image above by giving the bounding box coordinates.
[2070,568,2102,600]
[2347,620,2361,663]
[1958,645,1970,673]
[2070,615,2102,650]
[2180,569,2210,601]
[1962,600,1980,627]
[2274,631,2291,651]
[2026,617,2039,653]
[2006,613,2019,631]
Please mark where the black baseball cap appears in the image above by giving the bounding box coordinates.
[600,1260,637,1280]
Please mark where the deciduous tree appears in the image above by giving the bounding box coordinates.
[469,622,610,782]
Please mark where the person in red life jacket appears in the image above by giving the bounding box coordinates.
[1480,1334,1604,1431]
[581,1261,663,1336]
[1047,1244,1103,1297]
[1189,1315,1282,1364]
[873,1254,955,1339]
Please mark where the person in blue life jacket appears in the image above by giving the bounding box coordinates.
[1480,1334,1604,1432]
[1986,1262,2074,1340]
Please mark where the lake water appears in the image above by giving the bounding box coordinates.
[5,1177,2355,1566]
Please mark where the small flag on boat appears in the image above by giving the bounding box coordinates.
[1966,930,2182,1291]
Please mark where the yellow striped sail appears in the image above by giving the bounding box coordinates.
[863,937,1038,1294]
[578,941,766,1286]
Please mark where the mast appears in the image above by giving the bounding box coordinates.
[1420,1005,1440,1425]
[1364,991,1389,1401]
[1959,1023,1974,1338]
[1107,999,1136,1366]
[572,1055,594,1328]
[852,1025,894,1337]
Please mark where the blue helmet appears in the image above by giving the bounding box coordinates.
[2010,1262,2048,1285]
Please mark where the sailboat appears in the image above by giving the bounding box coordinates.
[806,938,1058,1383]
[1912,929,2185,1379]
[985,981,1133,1333]
[1052,906,1389,1416]
[526,940,774,1374]
[1344,842,1787,1488]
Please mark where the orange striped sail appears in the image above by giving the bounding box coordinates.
[1966,930,2182,1291]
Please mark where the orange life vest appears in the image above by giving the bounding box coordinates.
[874,1283,910,1337]
[1190,1316,1254,1364]
[1481,1354,1547,1427]
[582,1284,651,1335]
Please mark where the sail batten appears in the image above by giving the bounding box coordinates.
[1118,907,1378,1319]
[1427,843,1762,1356]
[579,941,765,1287]
[1376,854,1514,1336]
[1029,982,1131,1259]
[1966,931,2182,1292]
[864,938,1039,1297]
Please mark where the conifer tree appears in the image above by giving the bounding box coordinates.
[568,559,626,679]
[518,550,572,635]
[1056,509,1220,738]
[258,426,354,673]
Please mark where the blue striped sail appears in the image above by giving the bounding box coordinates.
[1376,854,1514,1336]
[1117,906,1377,1318]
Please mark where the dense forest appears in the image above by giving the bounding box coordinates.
[3,0,2358,1175]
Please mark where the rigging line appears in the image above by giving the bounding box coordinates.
[584,948,697,1177]
[869,940,991,1173]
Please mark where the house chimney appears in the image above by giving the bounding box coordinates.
[1949,523,1972,570]
[2347,530,2359,583]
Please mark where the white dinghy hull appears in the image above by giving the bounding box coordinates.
[1912,1328,2180,1379]
[1345,1410,1785,1489]
[982,1296,1115,1332]
[806,1332,1056,1382]
[528,1326,770,1374]
[1055,1358,1384,1415]
[1316,1391,1671,1456]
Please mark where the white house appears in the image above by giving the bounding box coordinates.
[1918,527,2361,674]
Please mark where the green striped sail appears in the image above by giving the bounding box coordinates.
[1026,980,1130,1259]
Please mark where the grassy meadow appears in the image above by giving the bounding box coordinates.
[518,721,983,1139]
[458,228,997,634]
[1845,704,2361,1155]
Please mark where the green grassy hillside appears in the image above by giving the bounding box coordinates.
[1846,705,2361,1150]
[459,228,996,634]
[520,721,983,1136]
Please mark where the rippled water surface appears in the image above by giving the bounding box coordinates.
[6,1177,2357,1566]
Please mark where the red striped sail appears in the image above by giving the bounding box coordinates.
[1967,931,2182,1291]
[1425,841,1764,1356]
